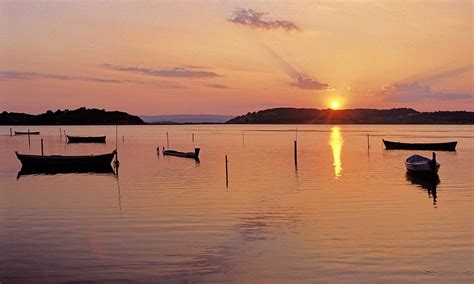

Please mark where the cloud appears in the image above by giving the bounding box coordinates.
[291,76,330,91]
[377,81,473,102]
[206,83,230,89]
[262,44,300,78]
[229,8,300,31]
[0,71,72,81]
[399,64,474,85]
[185,65,210,69]
[418,65,473,84]
[101,64,221,78]
[0,70,184,89]
[261,43,330,91]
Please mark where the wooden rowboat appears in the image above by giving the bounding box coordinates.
[163,148,200,160]
[383,139,457,151]
[67,135,106,143]
[15,131,40,135]
[17,165,115,178]
[15,150,116,169]
[405,153,440,175]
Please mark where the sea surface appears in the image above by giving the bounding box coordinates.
[0,125,472,283]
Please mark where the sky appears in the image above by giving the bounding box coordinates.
[0,0,472,115]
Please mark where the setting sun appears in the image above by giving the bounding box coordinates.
[330,101,340,110]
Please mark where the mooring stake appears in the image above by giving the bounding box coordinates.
[225,155,229,188]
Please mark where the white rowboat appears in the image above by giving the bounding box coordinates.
[405,153,440,174]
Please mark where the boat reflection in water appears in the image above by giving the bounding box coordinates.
[329,126,343,178]
[406,172,440,206]
[17,165,116,179]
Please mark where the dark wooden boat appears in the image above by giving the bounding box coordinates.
[383,139,457,151]
[15,150,116,169]
[163,148,200,160]
[15,131,40,135]
[67,135,106,143]
[17,165,115,178]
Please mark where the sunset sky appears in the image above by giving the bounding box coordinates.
[0,0,472,115]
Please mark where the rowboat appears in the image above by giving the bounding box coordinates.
[17,165,115,178]
[163,148,200,160]
[67,135,106,143]
[405,152,440,175]
[15,150,117,169]
[383,139,457,151]
[15,131,40,135]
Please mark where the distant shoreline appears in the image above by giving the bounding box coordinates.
[2,107,474,125]
[227,108,474,125]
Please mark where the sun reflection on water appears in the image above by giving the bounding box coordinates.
[329,126,343,178]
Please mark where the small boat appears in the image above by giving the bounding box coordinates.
[16,150,117,169]
[163,148,200,160]
[383,139,457,151]
[17,165,115,179]
[15,131,40,135]
[405,152,440,175]
[67,135,106,143]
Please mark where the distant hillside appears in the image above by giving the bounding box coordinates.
[226,108,474,124]
[0,107,144,125]
[141,114,235,124]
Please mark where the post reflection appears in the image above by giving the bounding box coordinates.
[329,126,343,178]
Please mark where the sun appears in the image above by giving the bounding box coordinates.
[330,100,340,110]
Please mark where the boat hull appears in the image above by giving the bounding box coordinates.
[16,151,116,169]
[67,135,106,143]
[405,155,440,175]
[163,148,200,160]
[17,165,115,178]
[15,131,40,135]
[383,139,457,151]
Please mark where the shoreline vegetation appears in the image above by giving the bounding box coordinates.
[1,107,473,125]
[226,108,474,124]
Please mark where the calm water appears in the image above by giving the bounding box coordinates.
[0,125,473,283]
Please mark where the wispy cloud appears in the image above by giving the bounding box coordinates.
[0,71,75,81]
[261,44,330,91]
[101,64,221,78]
[398,64,473,85]
[229,8,300,31]
[0,70,184,88]
[377,81,473,102]
[291,76,330,91]
[418,65,473,84]
[206,83,230,89]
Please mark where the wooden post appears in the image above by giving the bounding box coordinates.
[28,129,31,146]
[157,147,160,156]
[192,133,194,142]
[114,125,119,168]
[294,140,298,165]
[59,128,62,141]
[225,155,229,188]
[41,138,44,156]
[166,132,169,148]
[367,134,370,149]
[122,136,124,143]
[10,128,12,137]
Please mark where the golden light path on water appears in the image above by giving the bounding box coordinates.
[329,126,343,178]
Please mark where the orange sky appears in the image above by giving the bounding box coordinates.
[0,0,472,115]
